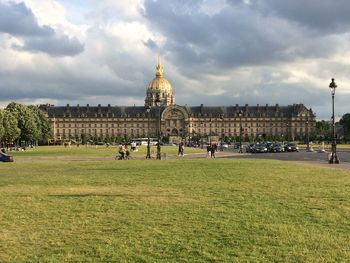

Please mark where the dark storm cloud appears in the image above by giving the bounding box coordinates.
[13,34,84,57]
[256,0,350,33]
[143,38,158,49]
[0,1,52,36]
[0,1,84,56]
[143,0,339,78]
[0,67,141,102]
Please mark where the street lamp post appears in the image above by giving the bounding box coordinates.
[306,119,309,151]
[220,114,224,148]
[200,121,203,148]
[145,105,151,159]
[209,118,212,145]
[155,95,162,160]
[305,118,313,152]
[218,113,225,151]
[329,78,339,164]
[238,110,243,153]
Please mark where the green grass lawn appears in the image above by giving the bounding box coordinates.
[8,145,204,159]
[0,154,349,262]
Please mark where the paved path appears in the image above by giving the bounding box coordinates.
[223,148,350,170]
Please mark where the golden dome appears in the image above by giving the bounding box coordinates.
[147,56,173,93]
[145,56,175,107]
[147,77,172,92]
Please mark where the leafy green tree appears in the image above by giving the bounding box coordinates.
[6,102,40,145]
[316,120,331,140]
[28,105,51,143]
[339,113,350,140]
[0,109,4,141]
[2,110,20,146]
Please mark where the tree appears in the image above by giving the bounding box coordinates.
[0,109,4,141]
[6,102,40,145]
[28,105,51,144]
[2,110,20,147]
[339,113,350,141]
[315,120,331,141]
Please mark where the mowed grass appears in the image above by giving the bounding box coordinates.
[0,157,350,262]
[9,145,204,159]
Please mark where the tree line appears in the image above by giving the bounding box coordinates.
[316,114,350,142]
[0,102,51,148]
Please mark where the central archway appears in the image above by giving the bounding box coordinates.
[161,105,189,144]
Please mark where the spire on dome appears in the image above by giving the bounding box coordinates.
[155,54,164,78]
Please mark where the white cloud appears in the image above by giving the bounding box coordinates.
[1,0,350,119]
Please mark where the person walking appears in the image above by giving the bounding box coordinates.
[206,144,211,158]
[178,142,185,157]
[210,143,216,158]
[178,142,183,157]
[238,142,243,153]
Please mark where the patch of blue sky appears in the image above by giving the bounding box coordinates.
[56,0,94,24]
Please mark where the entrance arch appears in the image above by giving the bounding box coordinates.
[171,128,179,136]
[161,105,189,144]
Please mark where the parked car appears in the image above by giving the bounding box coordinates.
[254,144,268,153]
[233,142,241,149]
[0,152,14,162]
[221,143,229,149]
[284,142,299,152]
[271,143,284,153]
[266,142,274,152]
[246,143,256,153]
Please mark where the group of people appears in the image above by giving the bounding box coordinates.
[206,143,218,158]
[115,141,221,160]
[1,146,26,152]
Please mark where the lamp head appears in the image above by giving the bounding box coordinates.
[329,78,337,95]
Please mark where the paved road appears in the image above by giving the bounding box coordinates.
[223,147,350,169]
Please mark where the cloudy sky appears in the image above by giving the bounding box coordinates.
[0,0,349,119]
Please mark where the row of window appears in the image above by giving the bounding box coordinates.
[56,121,313,129]
[56,127,311,137]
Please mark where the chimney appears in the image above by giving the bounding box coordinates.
[245,104,248,111]
[275,104,279,111]
[108,104,111,113]
[257,104,260,112]
[66,104,70,113]
[98,104,101,114]
[77,104,80,112]
[86,104,90,113]
[236,104,239,112]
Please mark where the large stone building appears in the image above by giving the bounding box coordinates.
[41,59,316,144]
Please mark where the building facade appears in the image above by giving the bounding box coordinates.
[41,59,316,144]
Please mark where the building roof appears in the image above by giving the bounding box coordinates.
[40,103,314,119]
